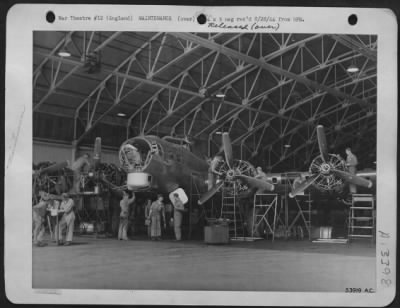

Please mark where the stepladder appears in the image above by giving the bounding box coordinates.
[348,194,375,242]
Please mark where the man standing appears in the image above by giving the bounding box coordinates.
[345,147,358,194]
[125,145,142,170]
[70,153,91,193]
[149,194,166,241]
[32,192,50,247]
[118,191,135,240]
[172,193,186,241]
[255,166,267,179]
[58,193,75,246]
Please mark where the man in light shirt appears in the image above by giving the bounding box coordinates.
[58,193,75,246]
[118,191,136,240]
[345,147,358,194]
[172,193,186,241]
[70,153,90,193]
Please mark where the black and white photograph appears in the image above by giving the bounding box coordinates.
[4,5,397,306]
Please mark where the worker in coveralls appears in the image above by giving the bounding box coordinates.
[149,194,166,240]
[32,192,50,247]
[70,153,90,193]
[118,191,136,240]
[58,193,75,246]
[172,193,186,241]
[345,147,358,194]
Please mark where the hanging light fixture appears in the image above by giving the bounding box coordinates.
[58,47,71,57]
[347,63,359,73]
[346,53,359,73]
[215,90,225,98]
[57,35,71,57]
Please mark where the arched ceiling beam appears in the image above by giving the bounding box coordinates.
[201,69,376,143]
[33,32,122,112]
[329,34,377,61]
[171,32,374,109]
[33,31,74,79]
[126,33,244,126]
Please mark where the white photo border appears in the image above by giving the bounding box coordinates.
[5,4,397,306]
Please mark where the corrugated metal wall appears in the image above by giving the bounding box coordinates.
[33,140,120,165]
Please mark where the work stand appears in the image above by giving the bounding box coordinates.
[252,193,278,241]
[277,175,312,240]
[75,193,110,237]
[284,194,312,240]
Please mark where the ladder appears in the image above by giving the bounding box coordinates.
[252,194,278,241]
[348,194,375,242]
[220,181,244,238]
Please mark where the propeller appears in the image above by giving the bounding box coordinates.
[34,161,69,176]
[222,132,234,169]
[198,181,224,205]
[332,169,373,188]
[289,174,321,198]
[290,125,374,197]
[316,125,329,163]
[198,133,275,205]
[235,175,274,192]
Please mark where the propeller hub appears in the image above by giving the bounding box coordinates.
[226,169,236,180]
[320,163,331,174]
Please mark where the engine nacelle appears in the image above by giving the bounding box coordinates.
[127,172,152,190]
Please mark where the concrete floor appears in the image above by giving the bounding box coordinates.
[33,235,376,292]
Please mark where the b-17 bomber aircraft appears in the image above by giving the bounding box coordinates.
[118,133,274,202]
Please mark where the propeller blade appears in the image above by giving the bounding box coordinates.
[222,132,234,169]
[235,175,275,192]
[36,161,69,175]
[198,181,224,205]
[332,169,373,188]
[93,137,102,169]
[289,174,320,198]
[316,125,329,163]
[207,171,215,190]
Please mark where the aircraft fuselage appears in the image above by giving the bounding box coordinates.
[120,135,209,194]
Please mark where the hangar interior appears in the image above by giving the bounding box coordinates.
[32,31,377,291]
